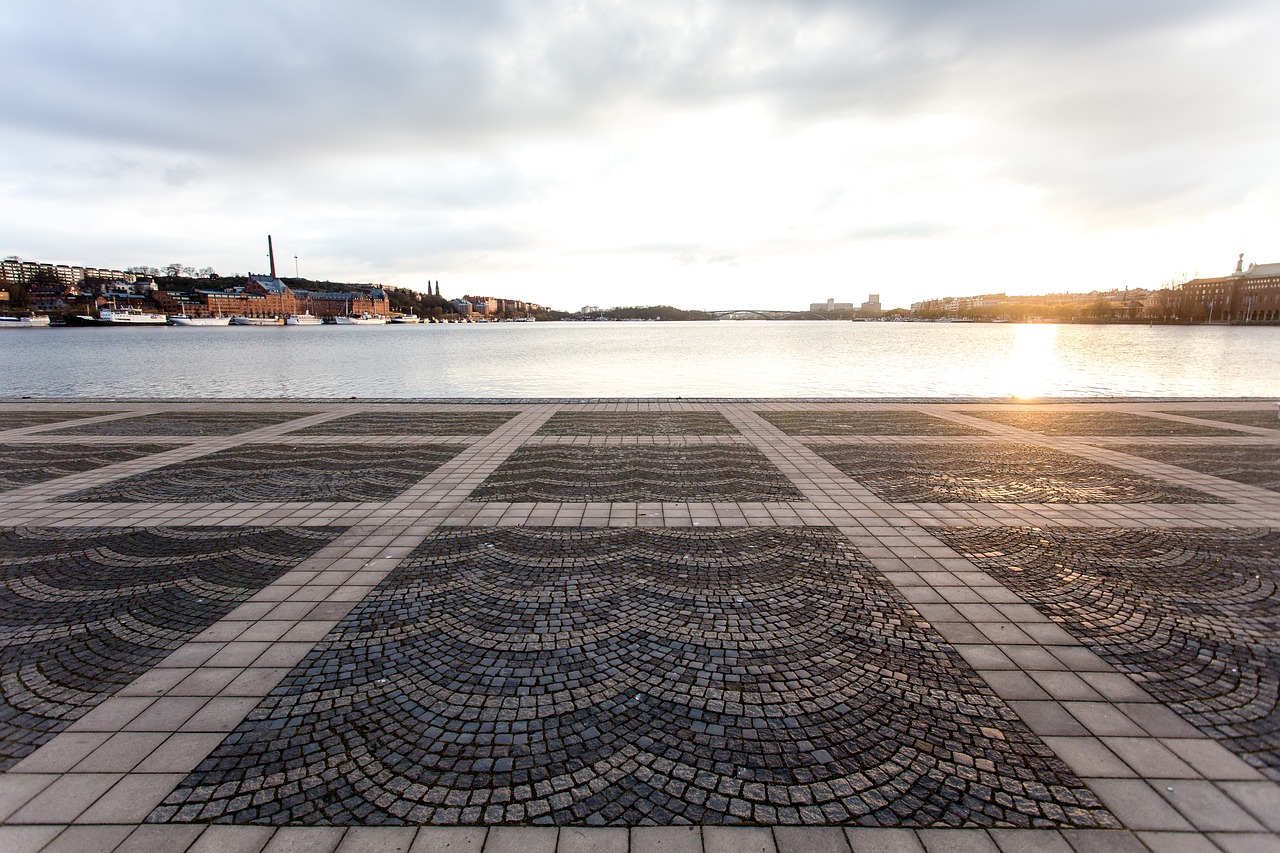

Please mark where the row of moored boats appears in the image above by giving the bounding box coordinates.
[2,309,430,327]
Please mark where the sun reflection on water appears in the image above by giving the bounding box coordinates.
[1004,323,1060,398]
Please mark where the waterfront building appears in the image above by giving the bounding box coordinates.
[1179,255,1280,323]
[860,294,883,316]
[810,298,854,313]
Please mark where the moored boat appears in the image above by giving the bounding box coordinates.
[335,312,388,325]
[285,312,323,326]
[0,315,51,328]
[388,313,420,324]
[170,315,231,326]
[98,308,167,325]
[231,316,284,326]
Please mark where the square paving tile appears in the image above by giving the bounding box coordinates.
[965,411,1244,437]
[808,444,1225,504]
[0,444,173,492]
[0,526,344,770]
[759,411,991,436]
[536,412,739,436]
[62,444,466,503]
[294,412,518,436]
[1110,445,1280,492]
[469,445,804,502]
[46,412,312,436]
[936,527,1280,781]
[0,411,120,431]
[152,527,1114,828]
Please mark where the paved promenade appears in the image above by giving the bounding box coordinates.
[0,399,1277,853]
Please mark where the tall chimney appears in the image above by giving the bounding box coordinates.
[268,235,277,278]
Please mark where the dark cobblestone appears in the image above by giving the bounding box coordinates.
[936,527,1280,780]
[1112,444,1280,492]
[759,411,991,436]
[63,444,466,503]
[469,445,803,502]
[1165,410,1280,431]
[0,444,173,492]
[47,411,310,436]
[966,410,1244,436]
[152,527,1114,828]
[536,412,739,436]
[809,443,1225,504]
[295,412,518,436]
[0,411,119,431]
[0,526,343,770]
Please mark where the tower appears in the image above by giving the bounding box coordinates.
[268,235,277,278]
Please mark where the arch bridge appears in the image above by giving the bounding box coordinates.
[707,309,834,320]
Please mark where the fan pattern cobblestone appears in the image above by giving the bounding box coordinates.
[965,410,1245,436]
[1111,444,1280,493]
[0,443,173,492]
[535,412,739,436]
[46,411,310,436]
[294,412,518,435]
[759,411,991,436]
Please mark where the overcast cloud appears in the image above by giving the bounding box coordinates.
[2,0,1277,309]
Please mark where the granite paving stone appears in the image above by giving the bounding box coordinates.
[758,412,991,437]
[469,446,804,503]
[936,527,1280,780]
[964,411,1246,436]
[535,412,739,436]
[0,526,343,770]
[61,444,467,503]
[294,412,518,436]
[0,444,173,492]
[808,443,1224,504]
[1110,444,1280,492]
[46,411,312,436]
[151,527,1114,829]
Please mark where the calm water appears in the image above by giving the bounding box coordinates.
[1,322,1277,399]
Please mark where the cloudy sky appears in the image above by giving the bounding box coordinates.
[3,1,1278,311]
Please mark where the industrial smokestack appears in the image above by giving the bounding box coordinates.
[268,235,277,278]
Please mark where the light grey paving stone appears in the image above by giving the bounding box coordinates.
[1132,832,1219,853]
[1162,739,1266,781]
[134,732,231,773]
[1063,703,1146,737]
[39,824,135,853]
[1085,779,1194,831]
[0,825,63,853]
[1154,780,1267,832]
[115,824,207,853]
[986,829,1071,853]
[1057,830,1147,853]
[412,824,486,850]
[74,731,170,772]
[1007,701,1089,736]
[1042,737,1135,778]
[75,772,188,823]
[0,773,57,822]
[482,827,557,853]
[843,828,925,853]
[5,772,122,823]
[12,732,111,773]
[915,830,999,853]
[558,827,631,853]
[1210,834,1280,853]
[981,672,1050,701]
[1116,704,1203,738]
[262,827,347,853]
[336,827,418,853]
[1220,781,1280,832]
[773,827,850,853]
[632,827,702,853]
[188,825,277,853]
[1100,738,1198,779]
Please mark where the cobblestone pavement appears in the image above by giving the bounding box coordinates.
[0,399,1276,853]
[293,411,518,435]
[758,411,991,436]
[153,527,1113,828]
[1111,444,1280,492]
[965,410,1247,436]
[0,411,119,431]
[808,443,1226,503]
[45,412,310,437]
[0,444,172,492]
[536,412,739,436]
[0,526,343,771]
[62,443,467,503]
[1165,410,1280,431]
[470,445,804,502]
[935,527,1280,781]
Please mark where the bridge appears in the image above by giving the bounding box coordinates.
[706,309,835,320]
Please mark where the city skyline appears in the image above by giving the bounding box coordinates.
[2,1,1278,310]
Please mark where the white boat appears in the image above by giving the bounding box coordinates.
[388,313,420,324]
[335,312,388,325]
[98,308,167,325]
[231,316,284,326]
[170,315,231,326]
[0,315,51,328]
[285,312,323,326]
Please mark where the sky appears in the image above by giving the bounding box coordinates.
[3,1,1279,312]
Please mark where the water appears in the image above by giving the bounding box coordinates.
[1,322,1277,399]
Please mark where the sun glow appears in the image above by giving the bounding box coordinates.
[1004,323,1060,399]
